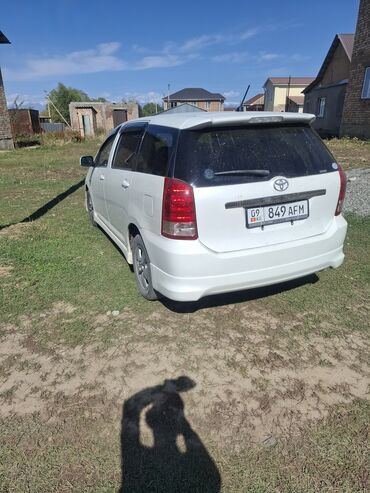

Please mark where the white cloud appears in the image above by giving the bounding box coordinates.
[116,91,164,105]
[6,92,46,108]
[3,24,272,82]
[212,52,249,63]
[223,90,240,98]
[240,28,260,40]
[258,52,282,61]
[5,42,127,81]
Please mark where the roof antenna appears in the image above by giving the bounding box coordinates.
[235,85,250,112]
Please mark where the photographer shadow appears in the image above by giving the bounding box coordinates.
[120,376,221,492]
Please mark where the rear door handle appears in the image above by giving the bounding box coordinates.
[121,179,130,189]
[99,175,105,181]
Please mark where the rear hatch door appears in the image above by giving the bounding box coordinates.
[174,123,340,253]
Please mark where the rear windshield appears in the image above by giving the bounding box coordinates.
[174,124,336,187]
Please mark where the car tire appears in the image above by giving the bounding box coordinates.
[86,190,97,227]
[132,234,158,301]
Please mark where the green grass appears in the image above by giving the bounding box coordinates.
[326,137,370,170]
[0,140,149,346]
[0,138,369,492]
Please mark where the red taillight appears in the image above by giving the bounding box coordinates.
[161,178,198,240]
[335,164,347,216]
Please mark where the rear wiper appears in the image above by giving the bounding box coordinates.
[214,169,270,176]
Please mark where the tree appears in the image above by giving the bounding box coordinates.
[47,83,90,124]
[141,102,162,117]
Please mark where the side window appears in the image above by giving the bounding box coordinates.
[94,134,116,167]
[136,125,178,176]
[317,97,326,118]
[361,67,370,99]
[112,128,144,169]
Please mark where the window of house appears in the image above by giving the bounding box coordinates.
[136,125,178,176]
[112,127,144,169]
[361,67,370,99]
[170,101,177,108]
[205,101,211,110]
[317,97,326,117]
[94,133,117,167]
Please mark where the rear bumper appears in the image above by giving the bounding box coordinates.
[144,216,347,302]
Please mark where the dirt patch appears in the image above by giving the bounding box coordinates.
[0,222,32,239]
[0,302,369,444]
[0,265,13,277]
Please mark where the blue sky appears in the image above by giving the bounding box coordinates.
[1,0,360,108]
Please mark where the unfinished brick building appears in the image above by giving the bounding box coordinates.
[340,0,370,139]
[0,31,14,150]
[69,101,139,137]
[9,109,41,136]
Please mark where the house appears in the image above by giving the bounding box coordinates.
[263,77,314,112]
[69,101,139,137]
[163,88,225,111]
[161,103,206,114]
[341,0,370,139]
[0,31,14,150]
[286,95,305,113]
[303,34,354,137]
[9,109,41,136]
[243,93,264,111]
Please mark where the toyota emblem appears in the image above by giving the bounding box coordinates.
[273,178,289,192]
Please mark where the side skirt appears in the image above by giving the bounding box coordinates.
[94,214,133,264]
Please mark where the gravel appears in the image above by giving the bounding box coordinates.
[344,167,370,216]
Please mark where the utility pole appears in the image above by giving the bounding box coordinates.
[285,75,291,112]
[167,83,170,110]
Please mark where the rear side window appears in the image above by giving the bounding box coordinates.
[136,125,178,176]
[95,133,116,167]
[112,127,144,169]
[174,124,336,187]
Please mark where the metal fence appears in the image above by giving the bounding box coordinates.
[40,122,66,133]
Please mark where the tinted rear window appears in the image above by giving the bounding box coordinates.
[174,124,336,187]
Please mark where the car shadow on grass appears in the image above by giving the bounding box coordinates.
[120,376,221,492]
[161,274,319,313]
[0,179,85,230]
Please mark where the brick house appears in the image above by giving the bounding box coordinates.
[303,34,354,137]
[340,0,370,139]
[243,93,264,111]
[69,101,139,137]
[0,31,14,150]
[263,77,314,112]
[163,88,225,111]
[9,109,41,136]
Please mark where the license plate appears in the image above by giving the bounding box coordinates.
[246,200,309,228]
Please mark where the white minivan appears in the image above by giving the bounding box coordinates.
[81,111,347,301]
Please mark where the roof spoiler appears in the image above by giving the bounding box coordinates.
[181,113,316,130]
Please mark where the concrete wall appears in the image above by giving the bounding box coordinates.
[304,83,347,137]
[0,69,14,150]
[340,0,370,139]
[264,81,308,112]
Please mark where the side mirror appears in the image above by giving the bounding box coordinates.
[80,155,94,167]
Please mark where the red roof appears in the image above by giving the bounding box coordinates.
[244,93,264,106]
[265,77,315,87]
[287,95,304,105]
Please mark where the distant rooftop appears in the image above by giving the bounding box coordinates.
[264,77,315,87]
[287,95,304,105]
[163,88,225,102]
[244,93,264,106]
